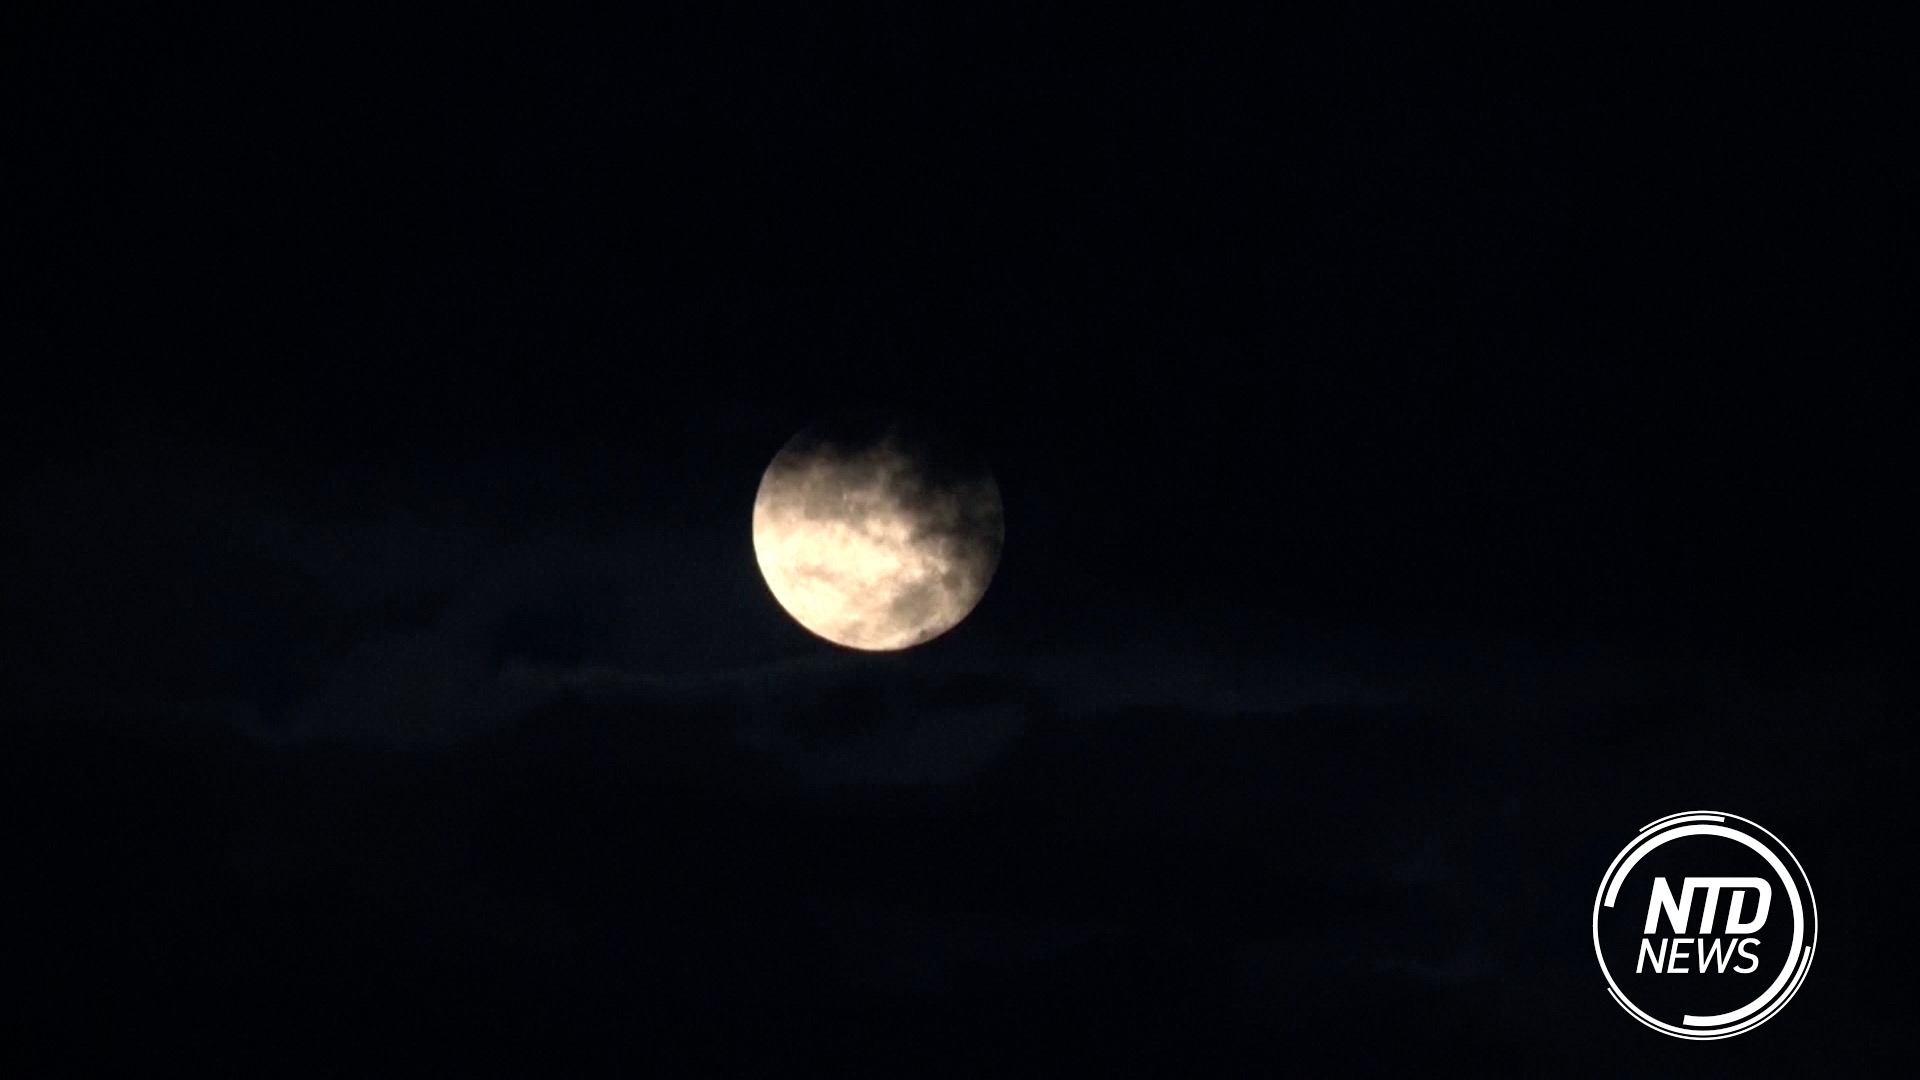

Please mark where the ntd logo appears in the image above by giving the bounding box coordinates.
[1635,877,1769,974]
[1593,812,1817,1039]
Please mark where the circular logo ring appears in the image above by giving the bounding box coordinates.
[1592,811,1817,1040]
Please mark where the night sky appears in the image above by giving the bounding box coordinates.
[7,5,1907,1075]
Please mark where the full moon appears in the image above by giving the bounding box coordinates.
[752,414,1004,651]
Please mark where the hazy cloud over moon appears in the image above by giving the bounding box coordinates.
[753,415,1004,651]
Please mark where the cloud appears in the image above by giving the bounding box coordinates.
[6,441,794,741]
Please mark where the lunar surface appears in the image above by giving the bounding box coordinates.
[752,414,1004,650]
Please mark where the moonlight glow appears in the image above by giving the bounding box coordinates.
[752,417,1003,651]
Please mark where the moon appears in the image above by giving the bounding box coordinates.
[752,414,1004,651]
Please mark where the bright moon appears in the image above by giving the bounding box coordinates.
[752,414,1004,651]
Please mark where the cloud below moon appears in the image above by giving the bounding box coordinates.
[752,417,1003,650]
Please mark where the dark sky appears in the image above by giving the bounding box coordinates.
[6,4,1907,1075]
